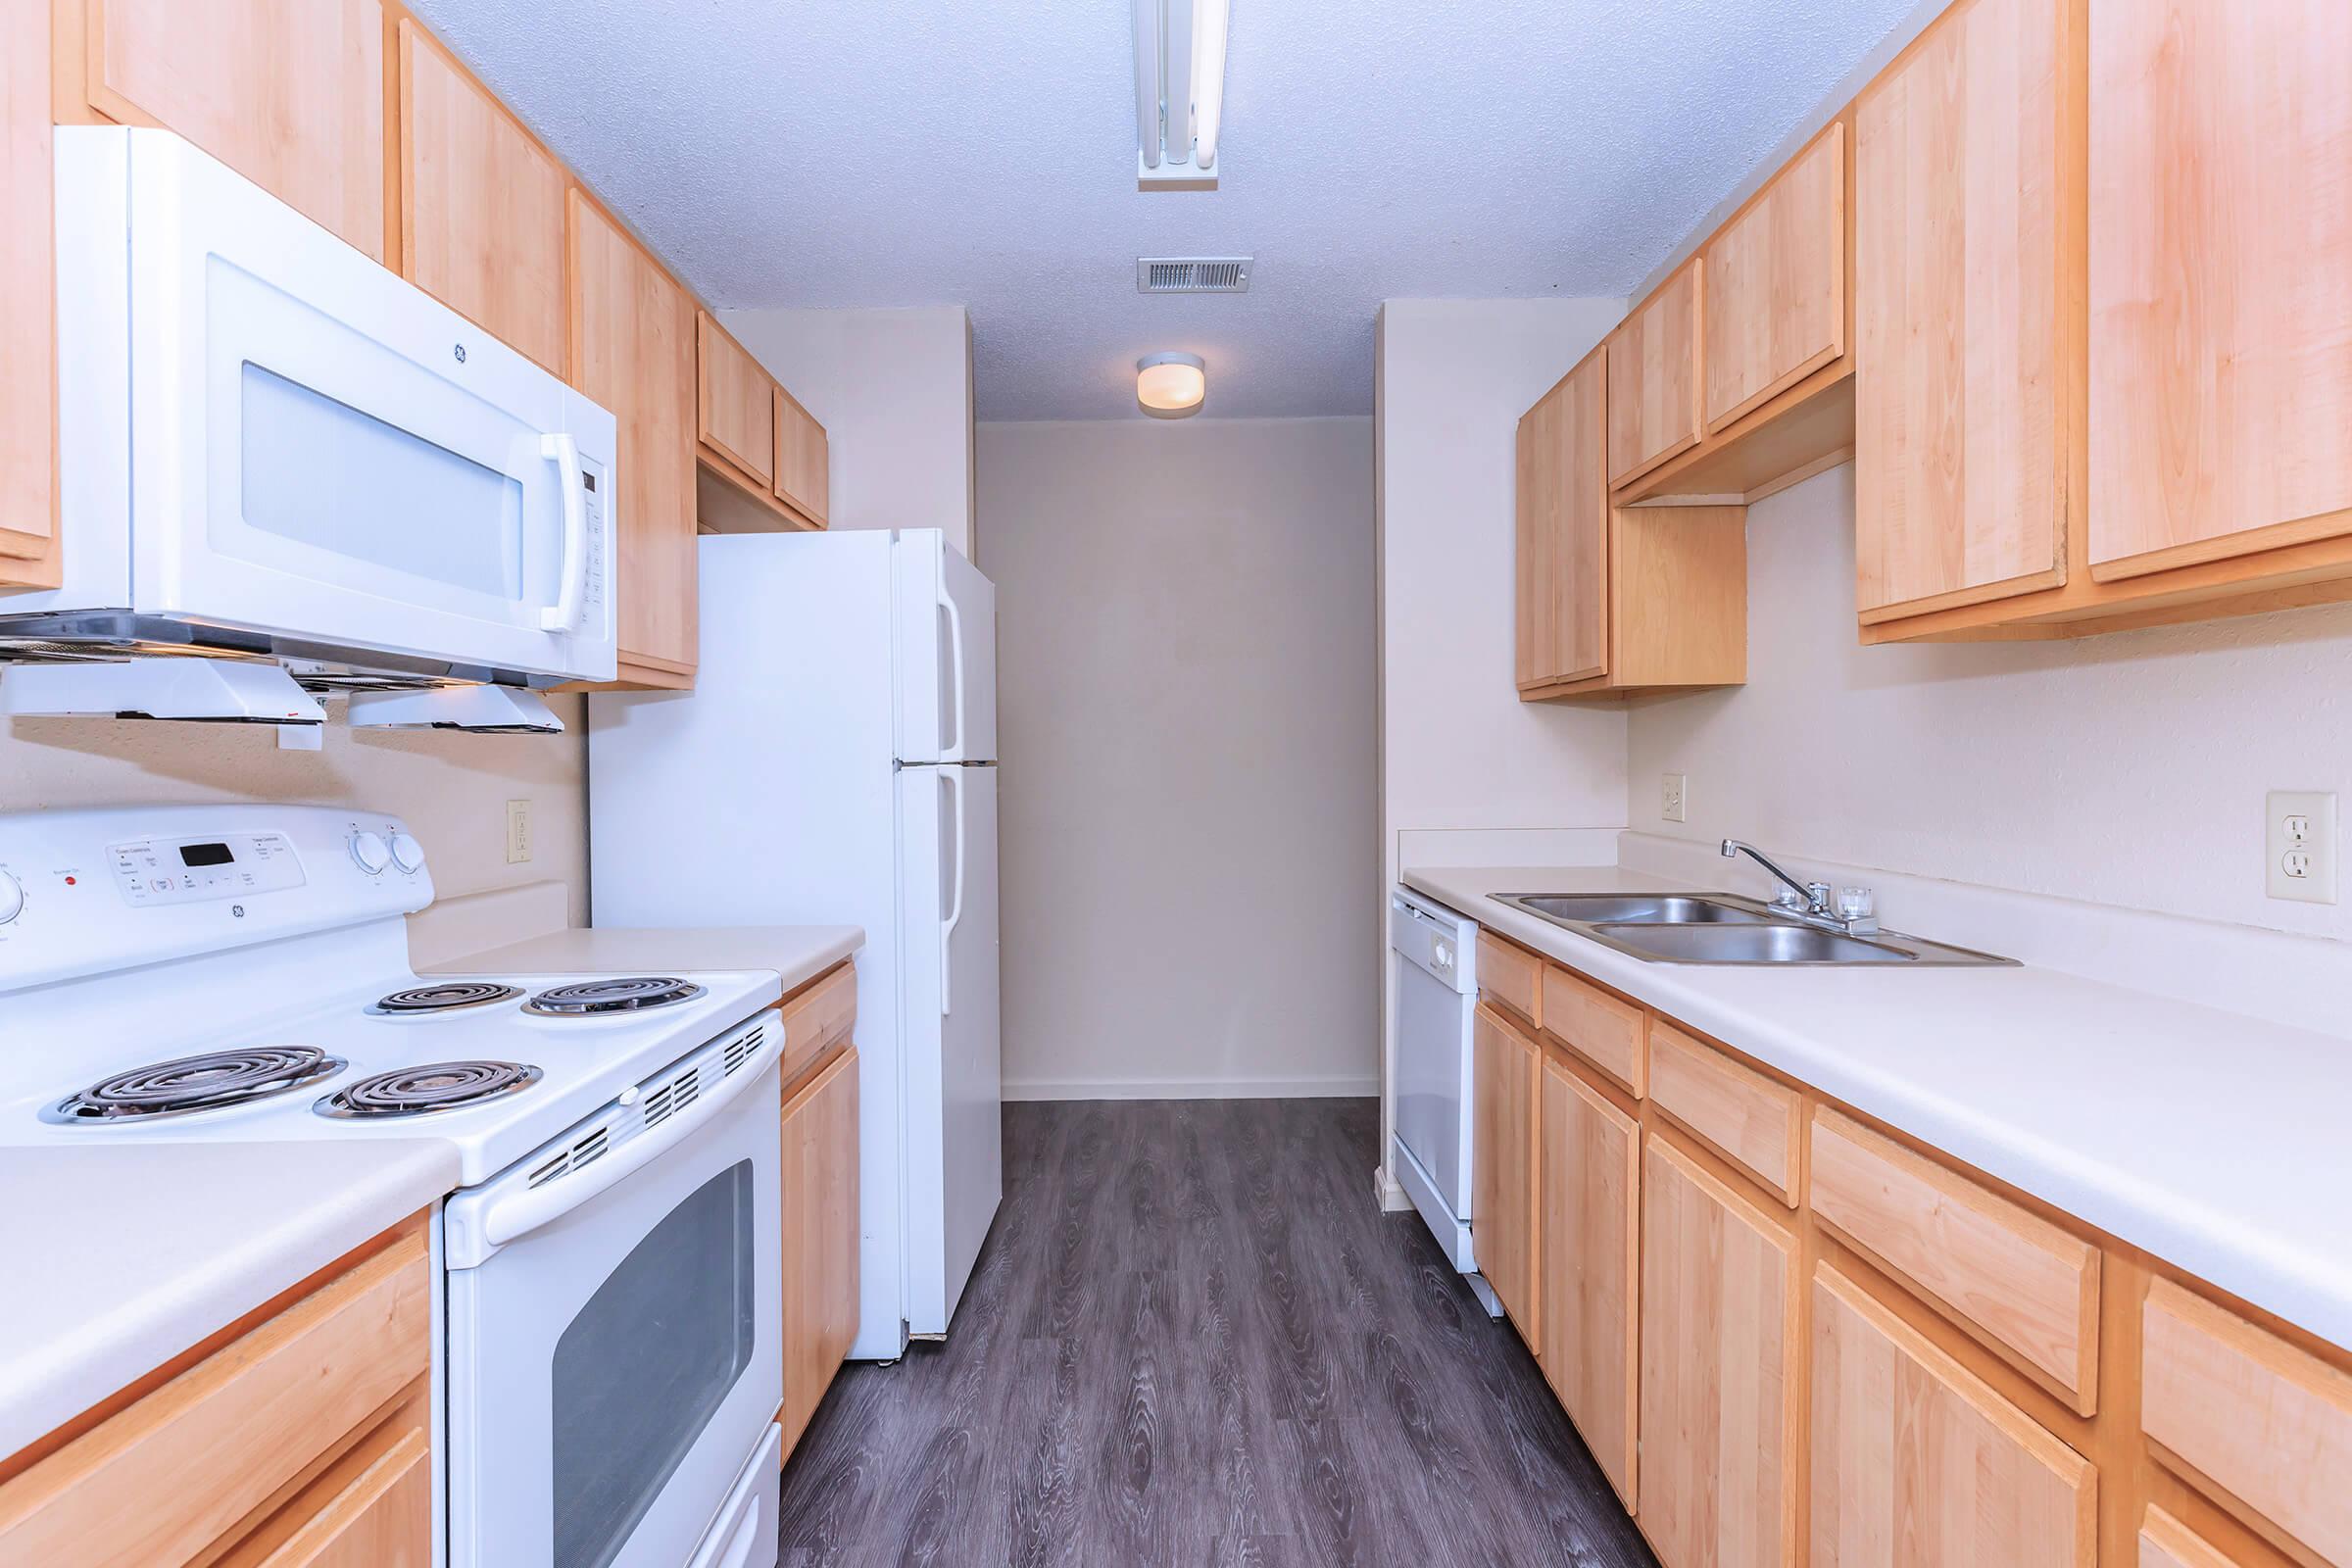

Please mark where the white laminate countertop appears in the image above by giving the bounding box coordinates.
[1404,865,2352,1350]
[421,925,864,994]
[0,1140,458,1461]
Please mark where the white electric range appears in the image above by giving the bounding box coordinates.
[0,804,788,1568]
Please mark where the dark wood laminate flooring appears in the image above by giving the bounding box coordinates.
[778,1098,1659,1568]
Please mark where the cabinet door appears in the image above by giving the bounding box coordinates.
[698,313,777,486]
[1472,1004,1539,1345]
[1538,1054,1638,1509]
[1639,1135,1797,1568]
[85,0,385,259]
[398,21,567,373]
[568,193,698,683]
[1705,122,1845,432]
[1855,0,2066,619]
[1,0,57,585]
[1517,350,1608,689]
[1812,1262,2095,1568]
[2088,1,2352,579]
[780,1047,859,1456]
[773,385,830,527]
[1606,259,1703,487]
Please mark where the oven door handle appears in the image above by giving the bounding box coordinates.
[451,1039,779,1266]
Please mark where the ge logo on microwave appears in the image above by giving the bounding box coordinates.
[453,342,467,364]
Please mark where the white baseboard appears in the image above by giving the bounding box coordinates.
[1002,1075,1381,1102]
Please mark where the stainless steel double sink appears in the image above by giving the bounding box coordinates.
[1492,892,2014,967]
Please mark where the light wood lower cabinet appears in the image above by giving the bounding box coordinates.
[2139,1507,2248,1568]
[1538,1053,1639,1509]
[779,1044,860,1459]
[1639,1134,1798,1568]
[1811,1262,2096,1568]
[1472,1003,1541,1346]
[0,1218,432,1566]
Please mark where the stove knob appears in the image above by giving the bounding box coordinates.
[0,869,22,924]
[349,830,391,875]
[387,832,426,875]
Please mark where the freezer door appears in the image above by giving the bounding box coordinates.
[894,531,998,763]
[896,761,1004,1334]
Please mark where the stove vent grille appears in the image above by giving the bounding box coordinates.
[527,1125,610,1189]
[1137,256,1252,293]
[724,1025,762,1076]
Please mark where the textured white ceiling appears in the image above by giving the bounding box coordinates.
[405,0,1922,419]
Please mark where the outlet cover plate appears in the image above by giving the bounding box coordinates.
[2266,790,2336,904]
[506,799,531,864]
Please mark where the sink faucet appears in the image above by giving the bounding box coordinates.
[1721,839,1880,936]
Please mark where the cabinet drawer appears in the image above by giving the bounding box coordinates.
[1538,964,1644,1095]
[777,960,856,1088]
[1475,931,1542,1027]
[0,1224,430,1564]
[1811,1109,2099,1413]
[2142,1277,2352,1567]
[2138,1507,2248,1568]
[1646,1021,1799,1202]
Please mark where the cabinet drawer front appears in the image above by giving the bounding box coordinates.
[1703,121,1846,431]
[777,961,857,1088]
[2139,1507,2249,1568]
[0,1226,430,1565]
[1475,931,1542,1027]
[2142,1278,2352,1566]
[1813,1262,2095,1568]
[1811,1109,2098,1412]
[1646,1021,1799,1201]
[1605,261,1703,487]
[1539,964,1644,1095]
[698,312,776,483]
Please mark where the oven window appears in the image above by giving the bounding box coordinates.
[239,361,525,597]
[551,1160,757,1568]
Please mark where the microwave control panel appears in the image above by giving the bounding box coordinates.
[110,831,307,907]
[580,456,609,635]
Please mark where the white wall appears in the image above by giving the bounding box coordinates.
[978,416,1379,1099]
[0,703,589,922]
[1627,465,2352,943]
[718,306,977,561]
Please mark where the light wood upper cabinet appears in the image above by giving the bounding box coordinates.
[567,192,697,687]
[780,1044,859,1457]
[698,312,778,487]
[1606,259,1704,487]
[1,0,57,587]
[1704,122,1846,432]
[82,0,386,260]
[2087,0,2352,582]
[1515,350,1608,689]
[772,385,830,529]
[399,21,567,374]
[1854,0,2067,621]
[1538,1053,1639,1510]
[1812,1262,2096,1568]
[1472,1003,1541,1346]
[1639,1134,1798,1568]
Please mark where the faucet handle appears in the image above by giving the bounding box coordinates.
[1805,880,1833,911]
[1837,886,1876,922]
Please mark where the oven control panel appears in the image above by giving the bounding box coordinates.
[109,831,307,907]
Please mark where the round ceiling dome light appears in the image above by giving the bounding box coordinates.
[1137,352,1206,417]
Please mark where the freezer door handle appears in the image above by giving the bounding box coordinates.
[940,765,966,1015]
[938,580,968,763]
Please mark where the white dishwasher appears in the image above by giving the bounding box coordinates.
[1390,888,1501,1316]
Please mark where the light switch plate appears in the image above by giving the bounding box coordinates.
[2266,790,2335,904]
[1661,773,1687,824]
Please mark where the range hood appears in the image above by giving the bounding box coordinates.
[0,657,324,725]
[347,685,565,735]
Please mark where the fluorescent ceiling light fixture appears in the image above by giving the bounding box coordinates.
[1137,352,1206,417]
[1134,0,1230,189]
[348,684,566,735]
[0,658,324,725]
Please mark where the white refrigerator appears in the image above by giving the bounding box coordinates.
[588,529,1002,1360]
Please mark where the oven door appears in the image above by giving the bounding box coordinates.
[443,1057,781,1568]
[110,128,617,680]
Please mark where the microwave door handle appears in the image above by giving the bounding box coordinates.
[938,582,967,762]
[940,765,965,1015]
[538,432,588,632]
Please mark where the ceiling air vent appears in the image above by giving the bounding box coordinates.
[1137,257,1252,294]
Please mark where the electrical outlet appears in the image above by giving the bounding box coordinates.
[1661,773,1687,824]
[2266,791,2336,904]
[505,799,532,864]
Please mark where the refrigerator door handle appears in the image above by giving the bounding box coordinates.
[940,765,966,1014]
[938,581,968,763]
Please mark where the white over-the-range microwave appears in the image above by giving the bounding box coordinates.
[0,126,618,688]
